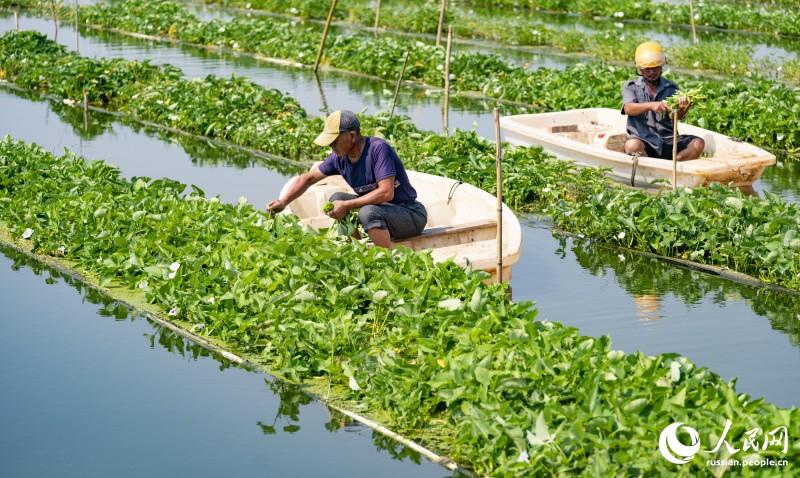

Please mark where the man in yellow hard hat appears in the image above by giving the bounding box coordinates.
[622,41,704,161]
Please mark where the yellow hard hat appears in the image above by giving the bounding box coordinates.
[634,41,665,69]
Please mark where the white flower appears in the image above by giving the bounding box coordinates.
[237,196,248,205]
[618,254,626,261]
[542,187,552,193]
[57,246,66,255]
[62,98,75,106]
[617,231,626,239]
[138,280,149,289]
[348,376,361,391]
[169,262,181,272]
[21,228,33,239]
[517,450,530,463]
[614,22,624,28]
[730,64,736,70]
[192,323,206,332]
[207,296,215,304]
[613,11,625,18]
[167,114,179,121]
[168,307,178,316]
[168,271,177,280]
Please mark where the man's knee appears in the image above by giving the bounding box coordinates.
[358,205,386,230]
[625,138,645,154]
[691,138,705,151]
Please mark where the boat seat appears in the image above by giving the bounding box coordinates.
[394,219,497,243]
[604,133,628,152]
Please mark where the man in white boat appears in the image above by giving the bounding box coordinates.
[622,41,705,161]
[266,110,427,248]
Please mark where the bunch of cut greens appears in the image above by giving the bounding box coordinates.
[322,201,361,238]
[1,137,798,476]
[3,32,800,291]
[664,88,706,112]
[5,0,799,152]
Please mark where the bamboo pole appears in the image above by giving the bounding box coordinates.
[672,111,678,189]
[688,0,698,44]
[314,0,338,73]
[389,51,409,119]
[14,9,18,31]
[493,108,504,284]
[83,91,89,130]
[75,1,79,53]
[436,0,447,47]
[443,25,452,136]
[373,0,381,36]
[50,1,58,42]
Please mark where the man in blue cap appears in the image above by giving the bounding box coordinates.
[267,110,427,248]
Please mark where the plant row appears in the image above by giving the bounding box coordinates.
[190,0,800,82]
[2,136,798,476]
[3,30,800,291]
[463,0,800,37]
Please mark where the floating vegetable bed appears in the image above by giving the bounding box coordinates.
[0,136,797,476]
[2,31,799,291]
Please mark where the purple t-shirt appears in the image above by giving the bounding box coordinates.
[318,137,418,204]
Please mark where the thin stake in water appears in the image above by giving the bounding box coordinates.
[494,108,504,283]
[50,1,58,42]
[83,91,89,130]
[14,9,18,31]
[672,111,678,189]
[314,72,329,115]
[389,51,409,119]
[436,0,447,47]
[75,0,79,54]
[689,0,698,44]
[374,0,381,36]
[443,25,452,136]
[314,0,338,73]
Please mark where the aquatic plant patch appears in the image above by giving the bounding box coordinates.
[1,136,797,476]
[2,31,800,292]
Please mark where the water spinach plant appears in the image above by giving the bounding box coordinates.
[2,31,800,292]
[191,0,790,79]
[1,137,798,476]
[4,0,800,154]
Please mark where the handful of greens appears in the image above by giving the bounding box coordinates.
[322,201,361,237]
[665,88,705,112]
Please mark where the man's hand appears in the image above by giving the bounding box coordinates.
[266,198,287,214]
[650,101,669,114]
[327,200,350,221]
[677,96,691,116]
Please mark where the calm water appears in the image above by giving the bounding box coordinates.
[0,245,449,477]
[2,86,799,410]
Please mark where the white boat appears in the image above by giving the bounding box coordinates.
[501,108,776,188]
[280,170,522,282]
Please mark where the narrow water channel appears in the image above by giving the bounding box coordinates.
[0,245,451,477]
[2,85,798,408]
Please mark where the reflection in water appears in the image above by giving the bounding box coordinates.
[565,235,800,346]
[0,243,445,472]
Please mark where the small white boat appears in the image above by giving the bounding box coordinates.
[501,108,776,188]
[280,170,522,282]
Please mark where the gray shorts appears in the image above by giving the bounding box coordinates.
[329,192,427,240]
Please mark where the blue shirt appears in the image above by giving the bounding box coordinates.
[621,76,680,156]
[318,137,418,204]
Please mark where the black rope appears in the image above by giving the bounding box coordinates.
[629,152,641,187]
[446,180,463,205]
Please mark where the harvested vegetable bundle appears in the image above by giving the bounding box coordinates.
[665,87,705,111]
[322,201,361,237]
